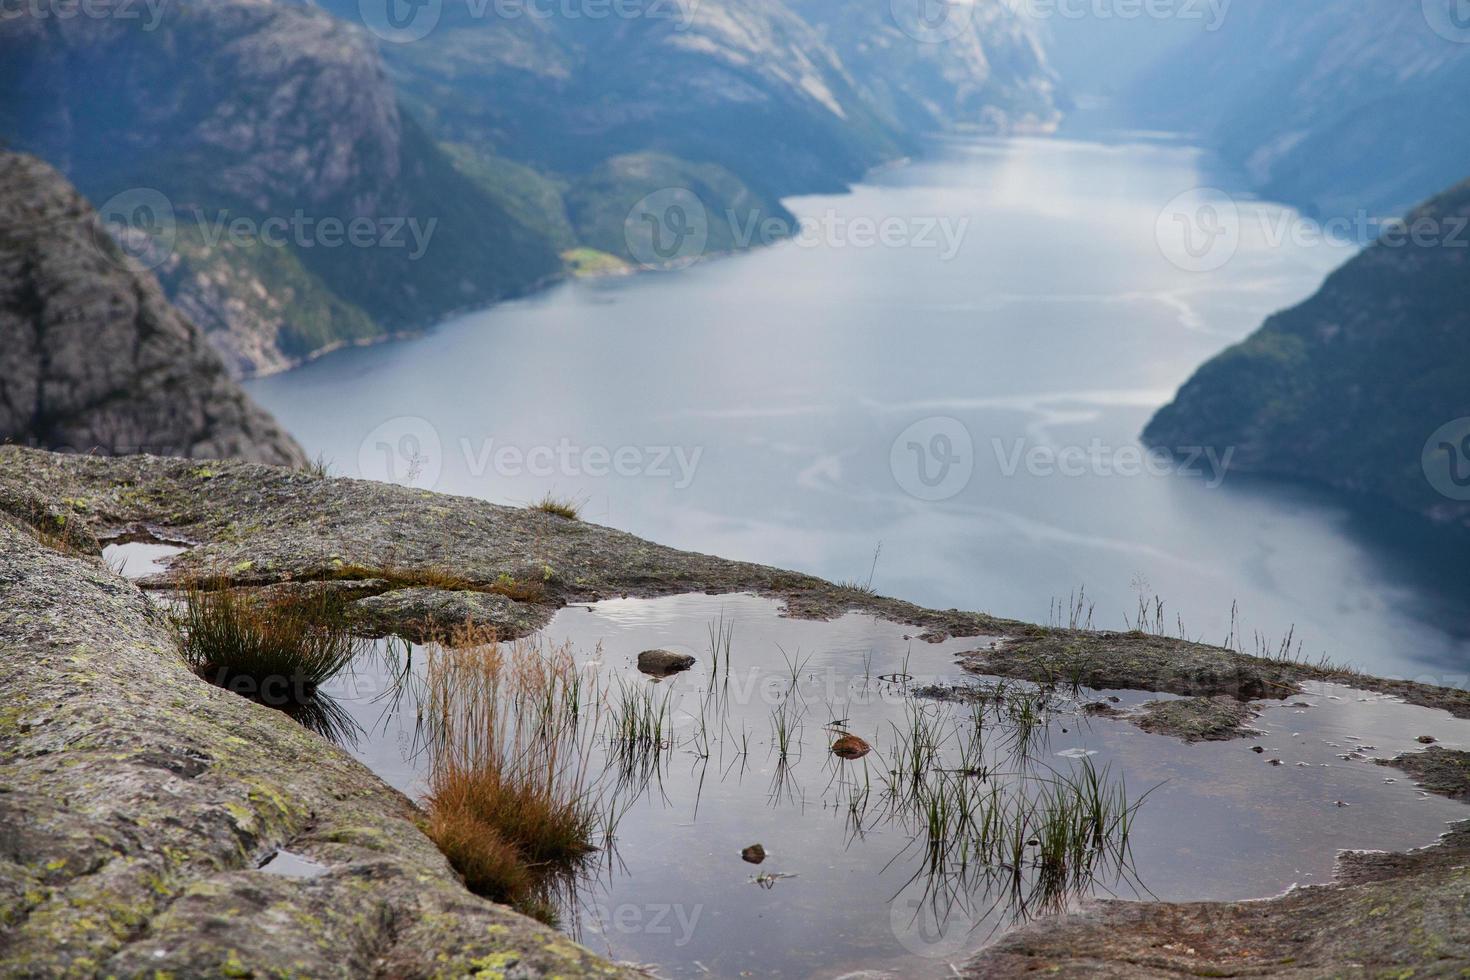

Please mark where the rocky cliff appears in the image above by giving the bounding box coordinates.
[1144,177,1470,529]
[0,152,306,466]
[0,0,564,376]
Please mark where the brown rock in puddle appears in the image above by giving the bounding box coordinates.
[741,844,766,864]
[831,734,871,760]
[637,649,695,677]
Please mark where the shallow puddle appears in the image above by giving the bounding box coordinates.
[102,541,185,579]
[318,594,1470,978]
[256,849,329,879]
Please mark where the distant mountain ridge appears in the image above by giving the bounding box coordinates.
[1128,0,1470,220]
[1144,177,1470,529]
[0,0,1059,377]
[0,152,306,466]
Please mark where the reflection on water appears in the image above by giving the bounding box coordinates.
[248,135,1470,683]
[320,594,1470,978]
[102,541,186,579]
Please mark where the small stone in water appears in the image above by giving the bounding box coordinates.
[831,734,872,760]
[1417,735,1437,744]
[742,844,766,864]
[1251,746,1265,754]
[1268,759,1284,766]
[636,649,696,677]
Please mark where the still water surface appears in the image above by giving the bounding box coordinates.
[248,135,1470,683]
[321,594,1470,976]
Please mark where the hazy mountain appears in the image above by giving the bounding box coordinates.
[0,0,564,375]
[1144,177,1470,529]
[1128,0,1470,219]
[0,152,305,466]
[1,0,1059,376]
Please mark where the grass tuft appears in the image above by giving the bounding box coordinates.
[530,493,582,521]
[169,583,362,742]
[422,627,602,920]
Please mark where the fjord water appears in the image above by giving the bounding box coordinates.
[248,135,1470,683]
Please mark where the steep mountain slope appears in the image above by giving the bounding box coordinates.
[2,0,1059,374]
[791,0,1058,136]
[1128,0,1470,219]
[1144,178,1470,528]
[343,0,1058,253]
[0,152,306,466]
[0,0,564,375]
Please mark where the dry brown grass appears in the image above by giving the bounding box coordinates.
[421,626,601,920]
[530,493,582,521]
[425,807,530,901]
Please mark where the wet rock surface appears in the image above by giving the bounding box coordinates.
[1127,696,1261,743]
[1379,746,1470,802]
[351,586,541,641]
[957,627,1470,723]
[830,734,873,759]
[0,512,634,977]
[636,649,696,677]
[965,753,1470,978]
[5,446,1470,976]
